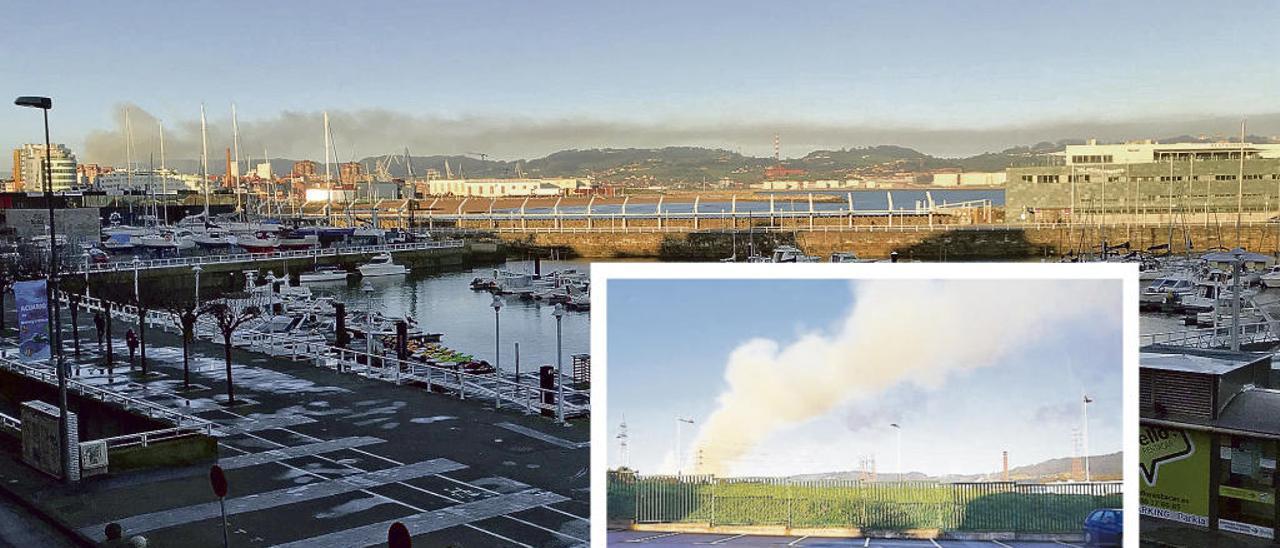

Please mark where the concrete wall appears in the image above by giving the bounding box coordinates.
[0,207,100,242]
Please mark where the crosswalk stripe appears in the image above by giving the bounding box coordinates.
[217,436,385,470]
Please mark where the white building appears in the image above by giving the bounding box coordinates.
[424,177,591,197]
[753,179,861,191]
[14,143,77,191]
[930,172,1007,187]
[92,169,203,193]
[1061,139,1280,165]
[255,162,273,179]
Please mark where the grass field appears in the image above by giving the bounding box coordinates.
[607,475,1121,533]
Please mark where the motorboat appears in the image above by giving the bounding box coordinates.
[1139,275,1195,311]
[238,231,280,253]
[768,245,820,263]
[299,265,350,283]
[101,233,135,251]
[830,252,873,263]
[278,231,320,250]
[1262,265,1280,288]
[137,228,195,250]
[495,270,534,295]
[357,252,407,277]
[193,227,237,248]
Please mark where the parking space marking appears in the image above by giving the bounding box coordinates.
[216,436,385,469]
[272,488,569,548]
[1054,542,1081,548]
[701,533,746,544]
[991,541,1013,548]
[929,540,942,548]
[496,421,590,449]
[787,535,810,546]
[80,458,465,541]
[626,532,683,543]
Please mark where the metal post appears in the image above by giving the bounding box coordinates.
[1232,251,1242,351]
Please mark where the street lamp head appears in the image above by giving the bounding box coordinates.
[14,96,52,110]
[192,265,202,273]
[552,303,565,319]
[491,294,503,310]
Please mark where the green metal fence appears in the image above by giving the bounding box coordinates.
[607,473,1121,533]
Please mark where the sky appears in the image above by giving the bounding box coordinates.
[3,1,1279,166]
[605,278,1124,478]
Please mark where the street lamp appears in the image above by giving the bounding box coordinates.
[890,423,902,480]
[132,256,140,301]
[491,294,503,409]
[553,303,565,425]
[81,251,90,299]
[1082,395,1092,482]
[675,417,695,475]
[16,94,72,483]
[192,265,203,307]
[362,281,375,359]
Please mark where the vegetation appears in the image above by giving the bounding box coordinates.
[200,295,262,405]
[607,474,1120,533]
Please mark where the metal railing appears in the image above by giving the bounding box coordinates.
[0,355,212,434]
[609,474,1122,533]
[1141,321,1278,349]
[98,425,212,451]
[0,412,19,436]
[70,239,464,275]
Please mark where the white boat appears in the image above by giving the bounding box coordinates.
[1140,275,1195,310]
[137,228,195,250]
[278,232,320,250]
[102,233,136,251]
[357,252,407,277]
[299,265,350,283]
[238,231,280,253]
[768,245,821,263]
[193,227,237,248]
[830,252,873,263]
[1262,265,1280,288]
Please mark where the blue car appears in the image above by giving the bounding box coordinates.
[1083,508,1122,546]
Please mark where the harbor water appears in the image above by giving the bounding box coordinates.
[298,259,591,375]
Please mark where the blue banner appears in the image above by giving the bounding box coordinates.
[14,280,50,361]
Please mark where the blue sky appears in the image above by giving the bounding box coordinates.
[606,279,1123,477]
[3,1,1279,163]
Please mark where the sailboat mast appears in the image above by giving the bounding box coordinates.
[201,103,210,218]
[232,103,243,219]
[1236,119,1246,247]
[124,107,133,195]
[323,111,332,224]
[159,121,168,225]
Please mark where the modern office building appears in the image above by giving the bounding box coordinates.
[1141,347,1280,541]
[1006,141,1280,219]
[12,144,78,191]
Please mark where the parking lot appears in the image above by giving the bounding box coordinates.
[607,531,1085,547]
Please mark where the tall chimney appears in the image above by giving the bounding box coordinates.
[1002,451,1009,481]
[225,147,233,188]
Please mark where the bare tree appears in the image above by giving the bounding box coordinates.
[200,297,261,405]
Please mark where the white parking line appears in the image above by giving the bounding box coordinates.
[991,541,1013,548]
[626,532,682,543]
[706,533,746,544]
[929,540,942,548]
[1054,541,1082,548]
[787,536,809,546]
[864,538,870,547]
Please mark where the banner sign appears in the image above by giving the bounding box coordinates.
[14,280,50,361]
[1140,424,1210,527]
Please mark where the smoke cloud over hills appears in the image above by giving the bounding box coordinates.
[80,103,1280,165]
[688,279,1118,477]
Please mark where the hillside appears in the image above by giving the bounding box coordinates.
[787,451,1122,484]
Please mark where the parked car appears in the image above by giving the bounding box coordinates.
[1083,508,1122,546]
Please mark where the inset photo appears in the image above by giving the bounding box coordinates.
[596,265,1135,547]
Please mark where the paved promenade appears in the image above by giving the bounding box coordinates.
[0,306,589,547]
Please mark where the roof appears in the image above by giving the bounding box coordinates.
[1216,389,1280,437]
[1140,351,1262,376]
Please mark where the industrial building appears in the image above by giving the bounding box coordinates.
[425,177,591,197]
[1006,141,1280,220]
[11,144,78,191]
[930,171,1007,187]
[1141,347,1280,541]
[753,179,862,191]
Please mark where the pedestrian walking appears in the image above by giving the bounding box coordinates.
[94,311,105,349]
[126,328,138,369]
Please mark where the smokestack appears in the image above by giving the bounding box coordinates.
[225,147,233,188]
[1002,451,1009,482]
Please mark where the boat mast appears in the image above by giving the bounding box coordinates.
[200,103,210,219]
[124,106,134,219]
[159,121,168,225]
[232,103,242,220]
[324,111,332,225]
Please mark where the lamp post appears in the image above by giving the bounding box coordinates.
[362,281,375,360]
[192,265,203,308]
[890,423,902,480]
[1082,395,1093,482]
[81,251,90,299]
[491,294,503,402]
[15,95,71,483]
[132,256,140,301]
[553,303,565,425]
[675,417,694,475]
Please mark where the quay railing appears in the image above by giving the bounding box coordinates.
[69,239,464,275]
[64,293,590,419]
[0,412,19,437]
[98,425,214,451]
[1140,321,1278,349]
[428,219,1280,235]
[0,355,213,434]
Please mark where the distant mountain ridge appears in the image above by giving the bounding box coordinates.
[786,451,1122,483]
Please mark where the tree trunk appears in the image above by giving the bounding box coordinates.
[0,290,6,331]
[223,332,235,404]
[182,326,191,390]
[69,299,80,359]
[105,306,113,375]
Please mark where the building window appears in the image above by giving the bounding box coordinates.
[1217,175,1238,181]
[1068,175,1091,183]
[1021,175,1033,183]
[1160,176,1185,182]
[1217,435,1277,538]
[1245,174,1263,180]
[1107,176,1122,182]
[1035,175,1060,184]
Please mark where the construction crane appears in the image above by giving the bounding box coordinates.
[464,151,489,161]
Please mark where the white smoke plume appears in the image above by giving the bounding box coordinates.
[689,279,1118,476]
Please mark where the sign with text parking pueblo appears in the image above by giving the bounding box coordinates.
[13,280,49,361]
[1140,424,1210,527]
